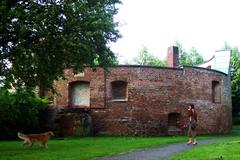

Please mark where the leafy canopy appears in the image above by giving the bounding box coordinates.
[128,46,166,66]
[174,41,204,65]
[0,88,49,139]
[125,43,203,67]
[0,0,121,93]
[223,42,240,117]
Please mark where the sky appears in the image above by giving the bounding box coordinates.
[110,0,240,64]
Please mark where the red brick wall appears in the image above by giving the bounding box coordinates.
[54,65,232,135]
[54,68,105,109]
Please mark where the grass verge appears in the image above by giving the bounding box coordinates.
[0,135,224,160]
[170,137,240,160]
[0,136,185,160]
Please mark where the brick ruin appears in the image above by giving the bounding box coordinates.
[51,46,232,136]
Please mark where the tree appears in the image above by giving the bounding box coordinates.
[174,41,204,65]
[0,0,121,96]
[188,47,204,65]
[223,42,240,118]
[174,41,188,65]
[131,46,167,66]
[0,88,49,139]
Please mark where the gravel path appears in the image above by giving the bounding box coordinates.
[97,137,230,160]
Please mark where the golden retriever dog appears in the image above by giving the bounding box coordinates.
[17,131,54,149]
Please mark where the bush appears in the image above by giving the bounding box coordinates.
[233,114,240,125]
[0,89,49,139]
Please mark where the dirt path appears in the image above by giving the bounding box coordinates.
[97,137,230,160]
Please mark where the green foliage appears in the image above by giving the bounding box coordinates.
[223,42,240,117]
[188,47,204,65]
[174,41,188,65]
[131,46,167,66]
[0,88,49,139]
[230,49,240,116]
[233,115,240,125]
[232,125,240,131]
[174,41,204,65]
[0,0,121,94]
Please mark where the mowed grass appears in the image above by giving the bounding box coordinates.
[0,134,235,160]
[170,137,240,160]
[170,125,240,160]
[0,136,188,160]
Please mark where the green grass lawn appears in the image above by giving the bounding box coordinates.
[168,126,240,160]
[0,136,188,160]
[170,137,240,160]
[0,134,236,160]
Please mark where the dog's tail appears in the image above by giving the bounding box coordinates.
[17,132,27,140]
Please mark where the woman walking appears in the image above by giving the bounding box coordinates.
[187,104,198,145]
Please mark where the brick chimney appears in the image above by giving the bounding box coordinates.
[167,46,179,67]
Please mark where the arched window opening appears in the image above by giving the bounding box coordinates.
[212,81,221,103]
[111,81,128,100]
[69,81,90,107]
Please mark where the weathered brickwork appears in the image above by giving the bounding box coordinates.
[54,68,105,109]
[54,65,232,136]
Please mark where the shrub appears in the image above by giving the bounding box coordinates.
[0,89,49,139]
[233,114,240,125]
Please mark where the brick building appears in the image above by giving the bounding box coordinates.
[53,46,232,136]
